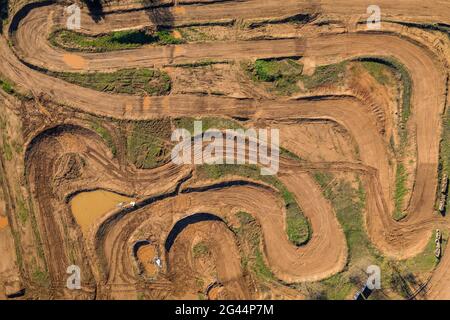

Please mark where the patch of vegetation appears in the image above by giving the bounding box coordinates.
[49,68,171,96]
[439,101,450,211]
[313,172,334,190]
[197,164,310,246]
[390,21,450,40]
[2,134,12,161]
[254,247,274,281]
[0,117,6,130]
[310,172,440,299]
[244,59,303,95]
[286,201,310,246]
[393,163,408,221]
[404,233,445,273]
[198,293,207,300]
[49,29,184,52]
[90,121,116,156]
[317,175,371,261]
[236,211,254,225]
[390,61,412,127]
[16,197,28,225]
[357,58,412,128]
[280,147,303,161]
[32,268,50,288]
[233,211,274,281]
[0,76,31,101]
[179,27,217,42]
[170,59,228,68]
[11,140,22,154]
[136,292,145,300]
[300,62,347,90]
[252,59,302,83]
[0,77,15,95]
[193,242,210,258]
[321,273,354,300]
[245,59,347,95]
[174,117,244,134]
[361,61,392,85]
[126,119,172,169]
[156,30,184,45]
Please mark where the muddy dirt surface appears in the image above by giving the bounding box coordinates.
[0,0,449,300]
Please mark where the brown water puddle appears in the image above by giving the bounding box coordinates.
[70,190,133,234]
[62,54,87,69]
[0,216,8,230]
[137,244,158,277]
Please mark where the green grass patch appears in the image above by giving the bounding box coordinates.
[300,62,347,90]
[2,134,13,161]
[245,59,347,95]
[313,172,334,189]
[137,292,145,300]
[197,164,310,246]
[170,59,228,68]
[254,247,274,281]
[90,121,117,156]
[12,140,23,154]
[321,273,354,300]
[49,29,185,52]
[280,147,303,161]
[49,68,171,96]
[193,242,210,258]
[438,100,450,211]
[361,61,392,85]
[404,232,446,273]
[233,211,274,281]
[286,202,310,246]
[390,21,450,40]
[393,163,409,221]
[17,197,28,225]
[390,60,412,127]
[236,211,254,225]
[126,119,172,169]
[174,117,244,134]
[0,76,32,101]
[0,77,15,95]
[244,59,303,95]
[32,268,50,288]
[311,174,381,299]
[311,172,439,299]
[357,58,412,129]
[179,27,217,42]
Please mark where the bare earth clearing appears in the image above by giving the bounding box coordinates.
[0,0,449,300]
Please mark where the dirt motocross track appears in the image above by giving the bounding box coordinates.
[0,0,450,300]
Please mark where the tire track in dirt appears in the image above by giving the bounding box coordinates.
[2,1,449,297]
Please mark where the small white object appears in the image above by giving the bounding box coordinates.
[130,201,136,207]
[155,258,162,268]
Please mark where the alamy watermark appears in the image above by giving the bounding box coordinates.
[66,4,81,30]
[66,264,81,290]
[367,5,381,30]
[171,121,280,175]
[366,265,381,290]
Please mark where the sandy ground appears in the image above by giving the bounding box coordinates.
[0,1,449,299]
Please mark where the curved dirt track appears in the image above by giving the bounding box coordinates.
[24,124,192,284]
[1,1,449,298]
[93,176,346,284]
[167,220,248,299]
